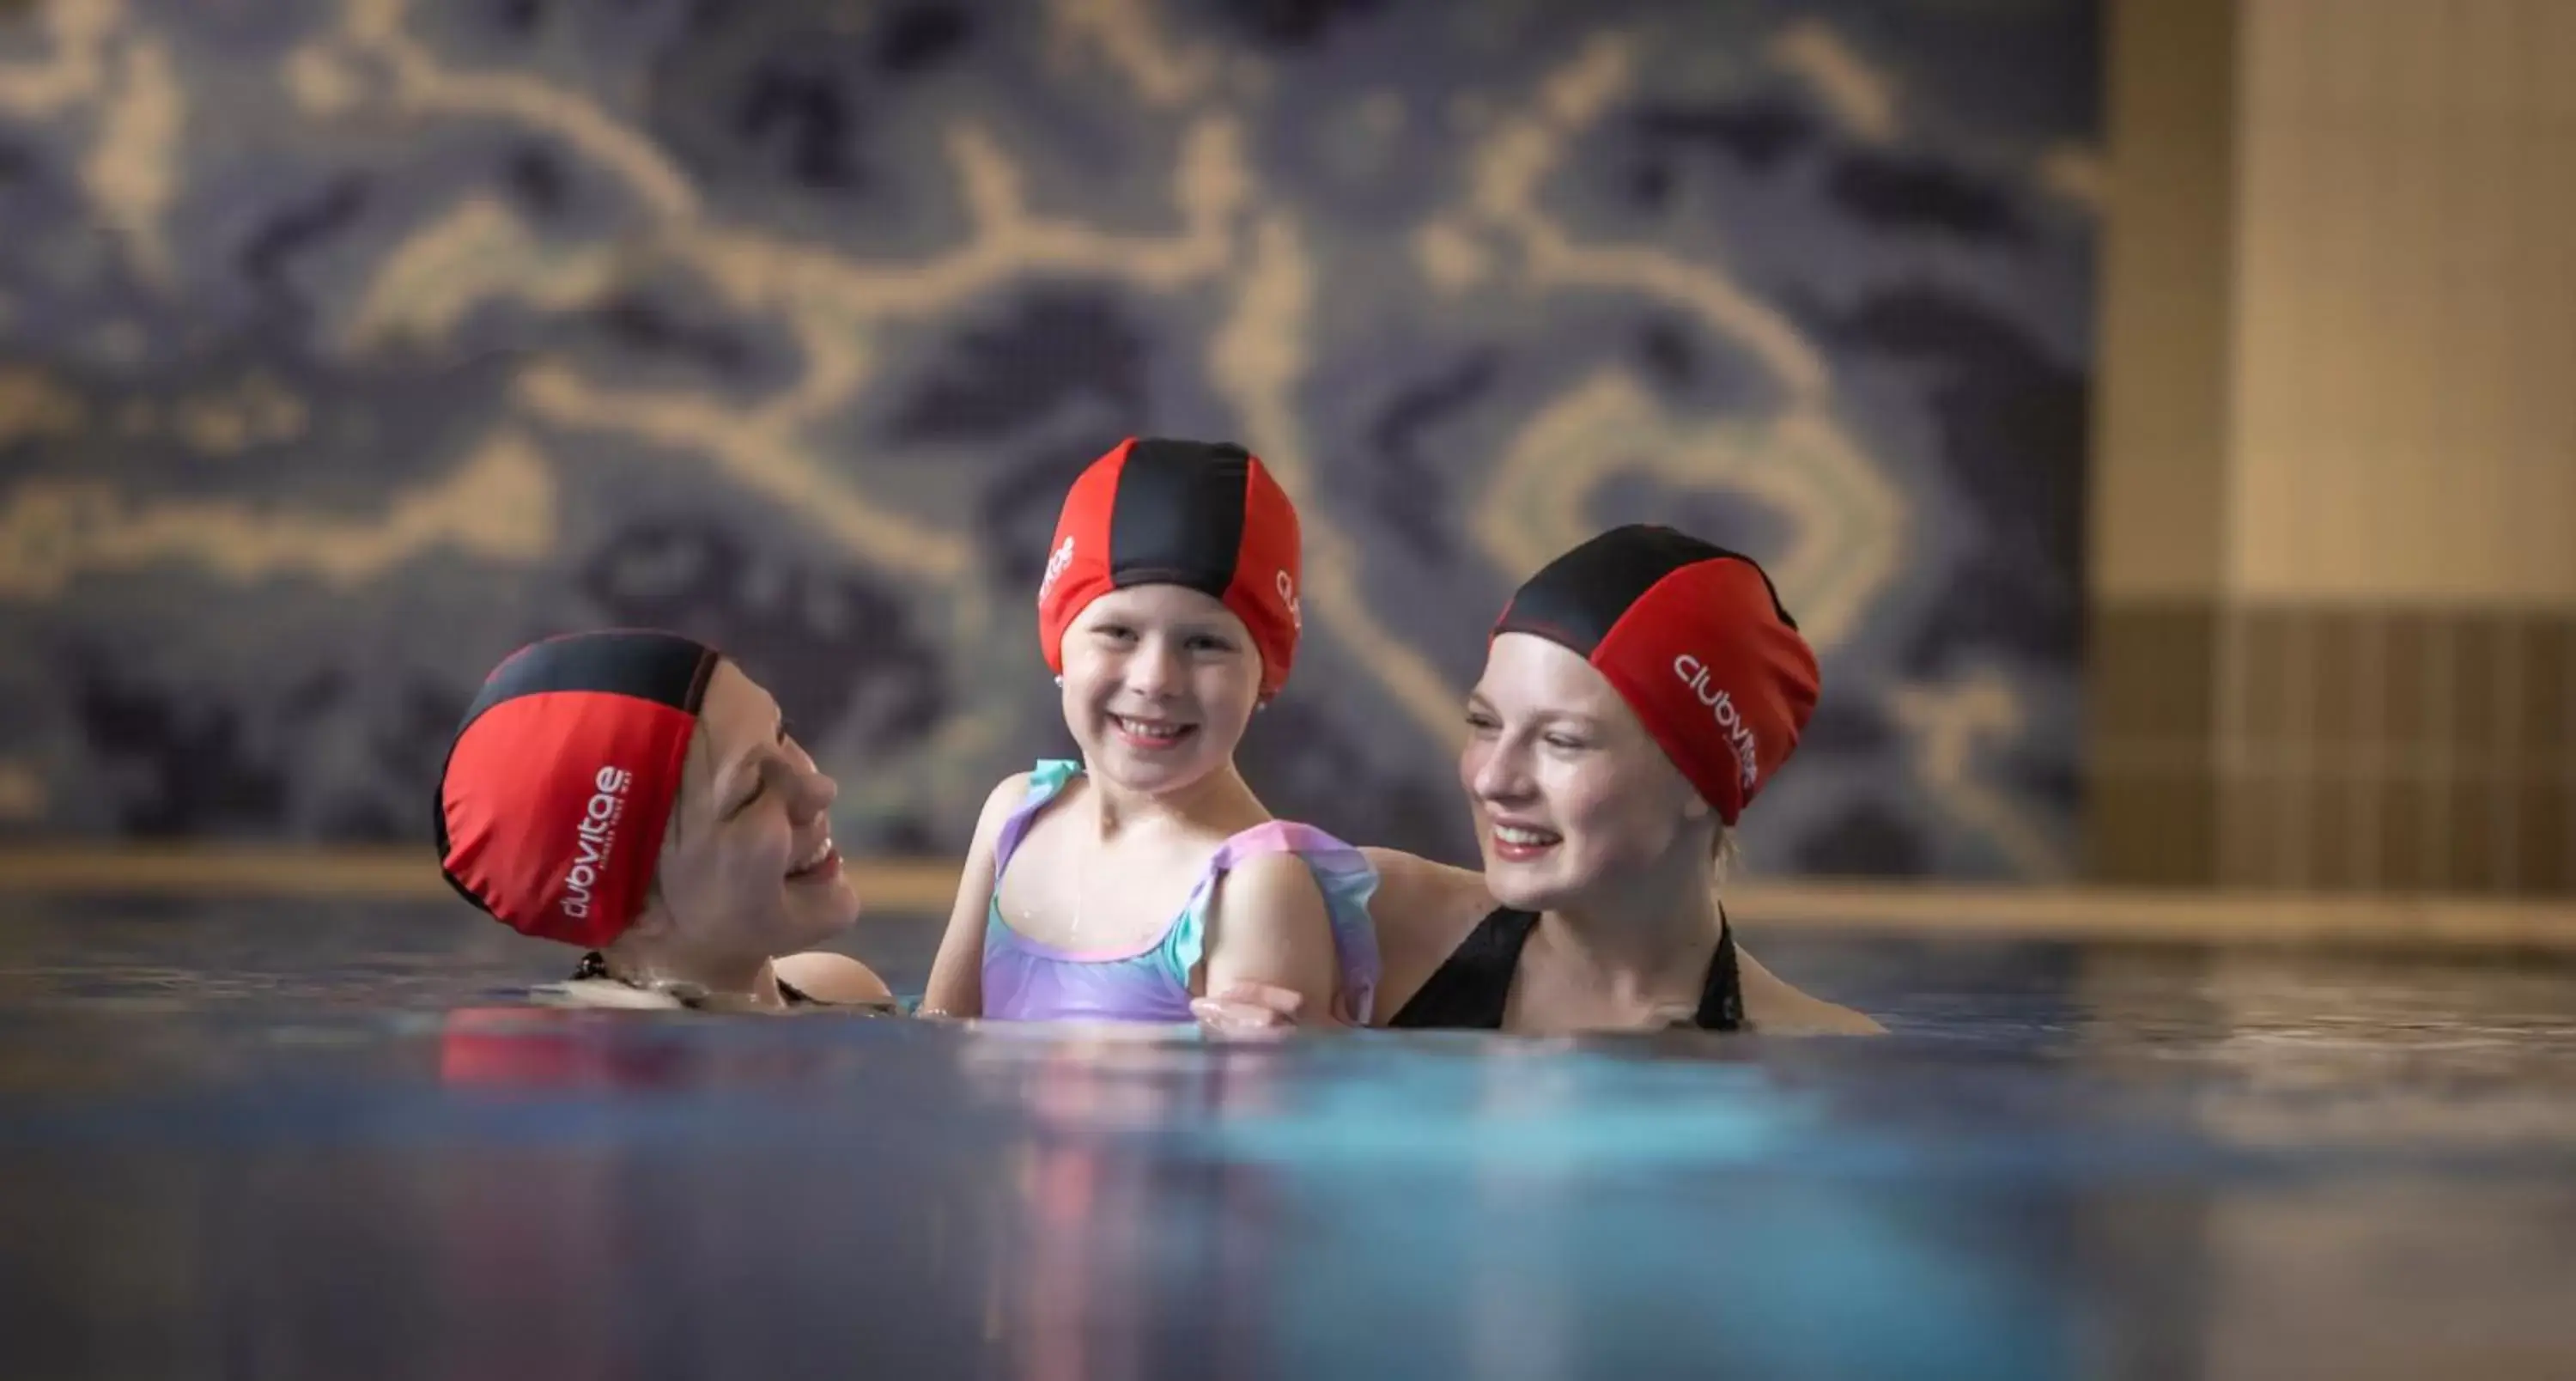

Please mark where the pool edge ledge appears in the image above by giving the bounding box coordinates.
[0,848,2570,952]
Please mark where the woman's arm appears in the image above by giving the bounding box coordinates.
[915,774,1029,1019]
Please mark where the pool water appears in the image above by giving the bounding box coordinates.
[3,897,2574,1379]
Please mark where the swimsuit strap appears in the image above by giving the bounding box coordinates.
[989,759,1084,883]
[1164,820,1383,1025]
[566,950,841,1010]
[1387,906,1537,1029]
[1388,907,1743,1031]
[1697,910,1745,1031]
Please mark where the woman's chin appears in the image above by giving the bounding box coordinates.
[780,880,862,942]
[1479,858,1571,913]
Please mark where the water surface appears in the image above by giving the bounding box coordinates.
[3,897,2573,1379]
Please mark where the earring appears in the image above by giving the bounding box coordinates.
[1054,675,1064,687]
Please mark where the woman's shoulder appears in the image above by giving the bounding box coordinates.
[1735,945,1886,1035]
[772,951,896,1006]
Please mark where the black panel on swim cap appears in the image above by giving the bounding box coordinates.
[460,630,720,733]
[1498,524,1797,654]
[1109,437,1252,596]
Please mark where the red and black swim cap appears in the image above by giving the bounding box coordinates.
[1036,436,1303,699]
[1495,526,1820,825]
[434,630,719,948]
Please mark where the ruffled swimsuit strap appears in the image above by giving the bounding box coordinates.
[1163,820,1383,1025]
[989,758,1084,884]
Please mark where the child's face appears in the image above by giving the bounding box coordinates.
[1060,584,1264,794]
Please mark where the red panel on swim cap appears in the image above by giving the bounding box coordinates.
[1497,526,1819,824]
[1218,458,1302,697]
[434,630,714,948]
[1590,560,1819,824]
[1037,436,1303,699]
[1036,438,1130,676]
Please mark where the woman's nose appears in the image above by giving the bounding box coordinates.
[1468,742,1533,803]
[790,764,838,820]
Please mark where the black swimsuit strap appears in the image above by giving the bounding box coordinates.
[568,951,815,1007]
[1697,916,1745,1031]
[1387,908,1745,1031]
[1388,907,1539,1028]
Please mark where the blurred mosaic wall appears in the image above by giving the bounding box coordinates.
[0,0,2099,879]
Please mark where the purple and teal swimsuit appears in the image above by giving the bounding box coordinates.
[978,760,1381,1024]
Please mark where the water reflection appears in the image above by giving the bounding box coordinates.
[2,904,2575,1377]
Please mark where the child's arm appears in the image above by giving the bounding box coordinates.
[1198,854,1341,1019]
[1193,847,1479,1031]
[917,774,1030,1019]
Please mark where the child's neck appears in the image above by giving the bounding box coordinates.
[1084,759,1265,840]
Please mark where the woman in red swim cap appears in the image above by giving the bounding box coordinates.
[435,629,892,1011]
[1196,525,1880,1036]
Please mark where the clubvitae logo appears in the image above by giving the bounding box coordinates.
[561,765,633,920]
[1039,536,1076,604]
[1672,655,1761,792]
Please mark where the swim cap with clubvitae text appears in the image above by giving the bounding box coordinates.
[1037,436,1304,699]
[1494,526,1820,824]
[434,630,719,947]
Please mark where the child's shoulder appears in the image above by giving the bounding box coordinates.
[979,770,1036,815]
[973,764,1082,832]
[1206,819,1376,915]
[1216,846,1333,903]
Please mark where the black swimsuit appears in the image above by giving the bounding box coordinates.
[1388,908,1746,1031]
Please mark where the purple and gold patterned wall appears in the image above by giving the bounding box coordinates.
[0,0,2099,879]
